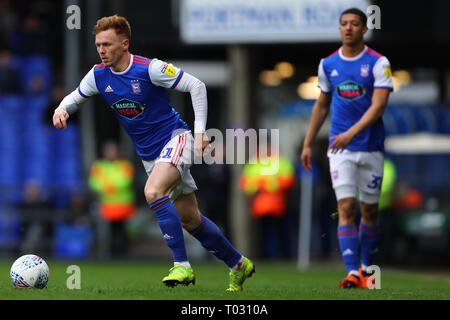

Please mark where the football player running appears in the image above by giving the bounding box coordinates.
[53,15,254,291]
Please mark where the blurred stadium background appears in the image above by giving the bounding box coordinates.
[0,0,449,274]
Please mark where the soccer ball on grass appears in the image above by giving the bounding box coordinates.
[10,254,49,289]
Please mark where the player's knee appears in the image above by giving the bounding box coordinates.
[144,186,168,204]
[338,198,357,221]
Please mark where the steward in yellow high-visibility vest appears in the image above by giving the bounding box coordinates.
[379,158,397,212]
[239,152,295,218]
[89,156,136,222]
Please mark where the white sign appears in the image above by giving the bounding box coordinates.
[180,0,372,44]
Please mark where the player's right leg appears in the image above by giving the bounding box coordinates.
[328,150,362,288]
[336,196,363,288]
[144,161,195,287]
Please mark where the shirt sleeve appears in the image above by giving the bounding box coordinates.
[149,59,208,133]
[317,59,331,93]
[56,66,99,114]
[373,56,393,90]
[77,67,99,97]
[148,58,185,89]
[174,71,208,133]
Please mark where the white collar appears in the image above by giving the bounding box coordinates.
[338,45,367,61]
[110,54,133,75]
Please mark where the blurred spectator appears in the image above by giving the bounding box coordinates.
[18,180,52,255]
[393,180,424,211]
[0,49,21,94]
[89,141,136,257]
[26,73,46,95]
[0,0,17,39]
[240,147,295,259]
[63,190,92,225]
[8,12,50,55]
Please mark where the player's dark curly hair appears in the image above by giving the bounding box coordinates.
[93,14,131,40]
[340,8,367,26]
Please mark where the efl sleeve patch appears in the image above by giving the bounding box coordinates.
[373,56,393,89]
[384,66,392,78]
[160,63,176,77]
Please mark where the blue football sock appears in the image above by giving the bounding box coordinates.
[150,196,188,263]
[188,214,242,268]
[359,222,380,268]
[337,225,359,274]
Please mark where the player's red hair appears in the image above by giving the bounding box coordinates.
[93,14,131,40]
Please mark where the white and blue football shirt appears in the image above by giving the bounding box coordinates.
[76,55,193,161]
[318,45,393,152]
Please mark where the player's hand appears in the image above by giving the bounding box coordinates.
[301,145,313,172]
[329,131,354,153]
[194,132,209,158]
[53,108,69,129]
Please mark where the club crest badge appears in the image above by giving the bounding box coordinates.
[131,80,141,94]
[360,65,370,77]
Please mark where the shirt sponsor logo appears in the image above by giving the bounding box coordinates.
[336,81,366,101]
[111,98,145,119]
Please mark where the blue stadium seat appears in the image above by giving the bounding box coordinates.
[47,125,82,191]
[384,105,411,134]
[53,223,92,259]
[422,154,450,196]
[0,205,21,248]
[410,107,437,133]
[26,94,50,112]
[432,106,450,135]
[0,95,24,113]
[383,108,400,136]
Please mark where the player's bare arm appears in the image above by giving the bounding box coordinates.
[329,88,390,153]
[301,91,331,171]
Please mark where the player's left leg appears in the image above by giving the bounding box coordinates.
[358,200,380,288]
[357,151,384,288]
[174,192,255,291]
[144,162,195,287]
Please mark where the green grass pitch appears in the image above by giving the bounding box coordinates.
[1,260,449,300]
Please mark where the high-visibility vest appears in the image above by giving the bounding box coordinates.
[89,159,136,221]
[239,153,295,218]
[379,159,397,211]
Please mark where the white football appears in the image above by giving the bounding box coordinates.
[10,254,50,289]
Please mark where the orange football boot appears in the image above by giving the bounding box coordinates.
[339,274,363,288]
[359,268,376,289]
